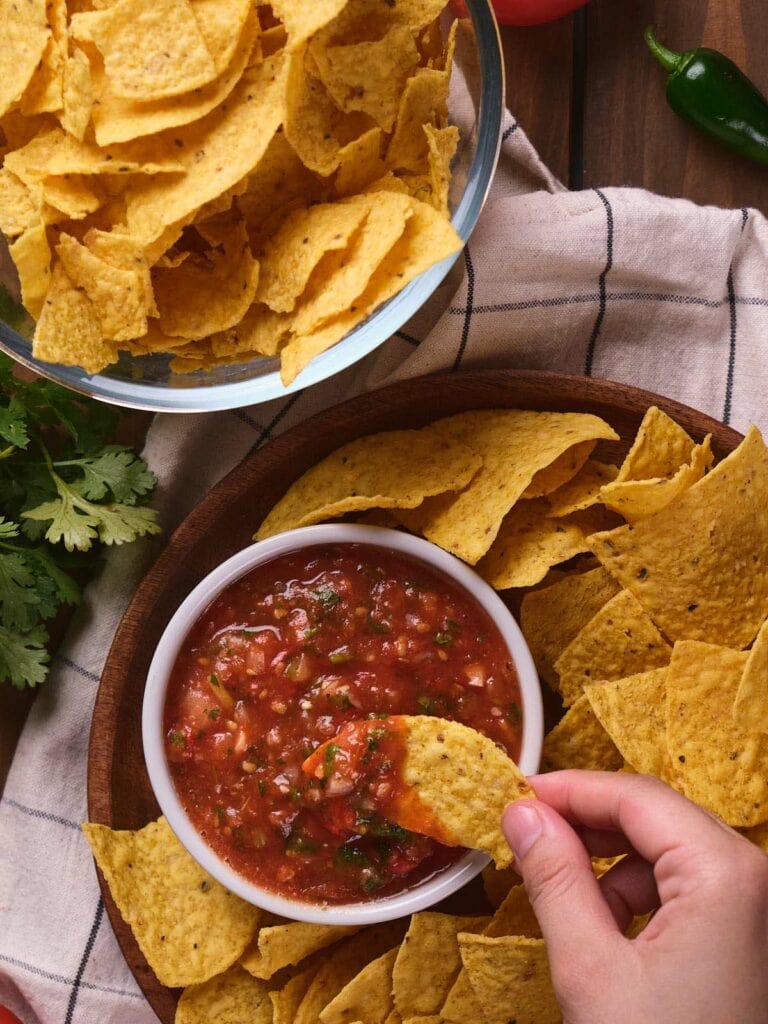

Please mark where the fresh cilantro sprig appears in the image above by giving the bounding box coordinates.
[0,354,161,689]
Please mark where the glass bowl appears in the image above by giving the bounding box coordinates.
[0,2,504,412]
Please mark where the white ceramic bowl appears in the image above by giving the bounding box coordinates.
[142,524,543,925]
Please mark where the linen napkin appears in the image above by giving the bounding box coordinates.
[2,112,768,1024]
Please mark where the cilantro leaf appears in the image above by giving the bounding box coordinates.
[0,550,39,629]
[24,546,81,607]
[60,445,156,503]
[0,517,19,538]
[23,471,160,551]
[0,397,29,449]
[0,624,50,689]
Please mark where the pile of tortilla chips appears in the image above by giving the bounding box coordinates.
[0,0,463,384]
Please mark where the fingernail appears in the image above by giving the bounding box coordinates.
[502,800,544,860]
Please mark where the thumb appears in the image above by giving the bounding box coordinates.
[502,800,620,957]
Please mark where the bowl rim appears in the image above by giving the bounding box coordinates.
[141,523,543,926]
[0,0,505,413]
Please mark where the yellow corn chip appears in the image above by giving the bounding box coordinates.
[33,263,116,374]
[20,40,64,119]
[237,132,324,239]
[60,47,94,142]
[9,222,51,318]
[256,200,369,313]
[601,435,713,524]
[615,406,696,482]
[72,0,217,101]
[422,123,458,216]
[588,426,768,649]
[477,500,607,590]
[393,913,489,1018]
[546,460,619,517]
[294,923,408,1024]
[82,817,260,987]
[520,566,621,688]
[0,169,40,237]
[278,196,461,385]
[241,921,360,980]
[312,25,420,132]
[153,223,259,338]
[256,425,481,539]
[271,0,349,50]
[555,589,671,707]
[541,692,622,772]
[89,5,259,146]
[210,304,288,359]
[584,668,672,781]
[0,0,50,119]
[335,126,386,197]
[666,641,768,827]
[289,193,413,336]
[481,864,516,910]
[57,232,150,341]
[270,963,323,1024]
[176,966,272,1024]
[733,617,768,733]
[126,53,286,245]
[524,439,598,499]
[386,68,449,173]
[397,411,619,566]
[459,935,561,1024]
[320,947,398,1024]
[190,0,252,74]
[485,883,541,939]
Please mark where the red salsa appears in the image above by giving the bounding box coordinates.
[164,544,523,904]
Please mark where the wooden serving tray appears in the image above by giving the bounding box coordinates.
[87,369,742,1021]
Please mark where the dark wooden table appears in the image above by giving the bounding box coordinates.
[2,0,768,793]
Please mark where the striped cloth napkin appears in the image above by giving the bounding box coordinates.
[2,113,768,1024]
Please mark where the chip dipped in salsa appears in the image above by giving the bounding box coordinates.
[164,543,523,904]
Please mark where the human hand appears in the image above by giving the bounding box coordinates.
[502,771,768,1024]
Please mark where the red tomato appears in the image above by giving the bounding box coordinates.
[452,0,590,25]
[0,1008,23,1024]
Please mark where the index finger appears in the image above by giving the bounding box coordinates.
[529,770,737,865]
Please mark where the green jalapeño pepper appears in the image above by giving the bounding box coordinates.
[645,26,768,168]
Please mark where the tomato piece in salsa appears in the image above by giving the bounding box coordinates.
[164,544,523,904]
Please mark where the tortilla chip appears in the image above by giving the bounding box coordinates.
[82,817,260,987]
[72,0,217,101]
[176,966,272,1024]
[616,406,696,482]
[589,426,768,649]
[89,5,259,146]
[312,25,420,132]
[546,460,619,517]
[486,883,541,939]
[335,127,386,197]
[294,923,408,1024]
[601,436,713,524]
[0,169,40,238]
[320,947,398,1024]
[520,566,621,688]
[125,53,286,245]
[554,589,671,707]
[9,222,51,318]
[153,223,259,338]
[61,47,94,141]
[393,913,489,1018]
[524,439,597,499]
[289,192,413,336]
[423,123,458,216]
[271,0,349,50]
[210,303,287,359]
[541,692,622,772]
[0,0,50,119]
[386,68,449,173]
[270,963,323,1024]
[733,617,768,733]
[666,641,768,827]
[255,426,481,539]
[57,231,150,341]
[459,935,561,1024]
[20,39,64,118]
[477,501,607,590]
[256,200,369,313]
[584,668,672,781]
[241,921,359,980]
[396,411,618,566]
[278,196,461,385]
[33,263,116,374]
[481,865,516,910]
[190,0,252,74]
[237,131,325,239]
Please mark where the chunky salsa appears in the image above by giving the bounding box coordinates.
[164,543,523,904]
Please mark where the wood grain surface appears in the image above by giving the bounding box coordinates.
[86,369,743,1023]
